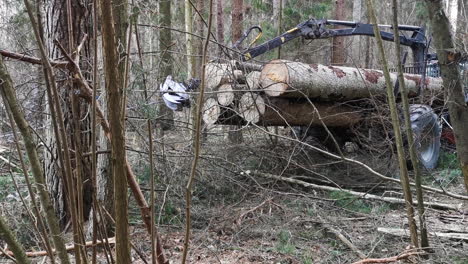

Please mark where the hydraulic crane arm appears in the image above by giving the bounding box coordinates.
[238,19,428,66]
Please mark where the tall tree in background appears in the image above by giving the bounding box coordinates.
[159,0,174,131]
[217,0,224,56]
[426,0,468,192]
[232,0,243,44]
[96,0,130,230]
[186,0,195,78]
[229,0,244,143]
[332,0,346,65]
[351,0,363,67]
[99,0,131,261]
[194,0,204,78]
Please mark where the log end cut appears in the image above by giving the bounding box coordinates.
[217,84,235,106]
[202,98,221,125]
[260,60,289,97]
[246,71,261,90]
[239,93,266,123]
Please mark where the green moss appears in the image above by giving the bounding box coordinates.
[329,191,372,214]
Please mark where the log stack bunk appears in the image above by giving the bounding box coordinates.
[202,60,444,128]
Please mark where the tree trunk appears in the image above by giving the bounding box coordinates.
[332,0,346,65]
[426,0,468,192]
[232,0,243,43]
[217,0,224,56]
[186,0,195,78]
[445,0,459,32]
[191,0,205,141]
[158,0,174,131]
[44,0,93,227]
[259,60,443,99]
[99,0,131,261]
[351,0,364,67]
[229,0,244,143]
[97,91,114,232]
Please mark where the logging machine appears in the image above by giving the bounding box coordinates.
[232,18,467,170]
[160,18,467,170]
[235,18,431,69]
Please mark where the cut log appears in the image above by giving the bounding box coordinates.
[233,70,244,82]
[205,63,245,90]
[238,93,361,127]
[246,71,261,90]
[202,98,244,126]
[231,60,263,72]
[202,98,221,125]
[217,83,248,106]
[238,93,266,123]
[217,84,235,106]
[260,60,443,99]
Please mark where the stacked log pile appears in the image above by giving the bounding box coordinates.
[203,59,444,128]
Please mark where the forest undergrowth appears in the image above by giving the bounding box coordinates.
[1,115,467,263]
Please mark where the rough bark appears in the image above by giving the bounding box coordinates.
[44,0,93,227]
[351,0,364,67]
[230,1,244,143]
[216,0,224,56]
[259,60,443,99]
[158,0,174,131]
[231,0,243,43]
[97,92,114,230]
[99,0,131,262]
[332,0,346,65]
[426,0,468,192]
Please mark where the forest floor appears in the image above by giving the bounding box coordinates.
[1,125,468,263]
[125,126,468,264]
[152,185,468,264]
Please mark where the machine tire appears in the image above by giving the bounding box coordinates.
[409,104,441,170]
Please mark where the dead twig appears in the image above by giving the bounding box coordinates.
[0,238,116,258]
[236,198,272,226]
[352,250,423,264]
[248,171,462,211]
[0,49,68,68]
[318,215,366,259]
[377,227,468,241]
